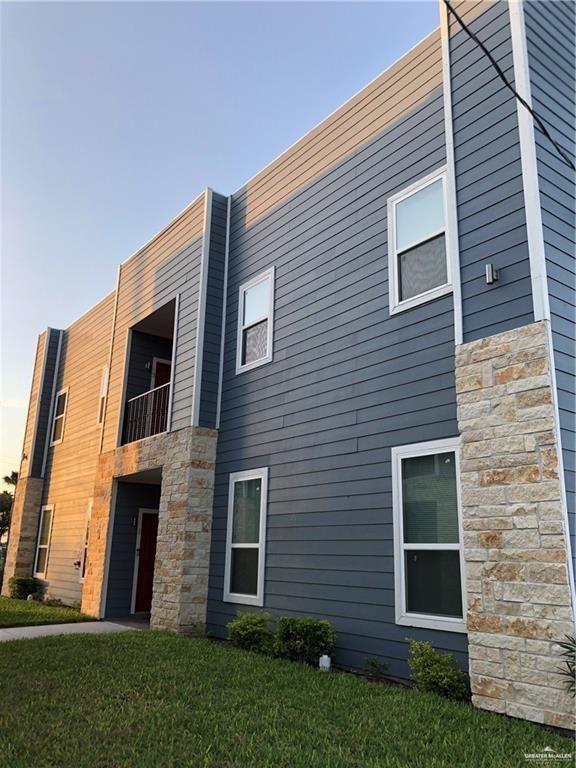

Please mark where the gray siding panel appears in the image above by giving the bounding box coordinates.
[450,0,534,341]
[207,45,469,673]
[30,329,61,478]
[125,331,172,402]
[525,0,576,576]
[199,192,228,428]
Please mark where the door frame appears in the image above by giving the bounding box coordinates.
[130,508,159,615]
[151,357,171,389]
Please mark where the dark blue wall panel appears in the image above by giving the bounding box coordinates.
[207,72,470,677]
[450,0,535,341]
[525,0,576,578]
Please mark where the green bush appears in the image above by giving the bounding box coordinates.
[556,635,576,697]
[276,616,336,665]
[7,577,37,600]
[227,612,274,655]
[407,639,468,701]
[365,657,389,680]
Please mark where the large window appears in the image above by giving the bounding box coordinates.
[34,505,54,578]
[388,168,451,314]
[223,468,268,606]
[236,268,274,373]
[50,388,69,445]
[392,438,465,633]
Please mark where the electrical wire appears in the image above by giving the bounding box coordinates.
[444,0,575,172]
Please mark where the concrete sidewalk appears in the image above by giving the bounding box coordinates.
[0,621,137,642]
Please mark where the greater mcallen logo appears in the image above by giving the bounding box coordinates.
[524,746,573,762]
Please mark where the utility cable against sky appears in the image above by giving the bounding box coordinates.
[444,0,575,172]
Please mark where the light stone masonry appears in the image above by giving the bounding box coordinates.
[81,426,217,633]
[455,321,575,730]
[1,476,45,593]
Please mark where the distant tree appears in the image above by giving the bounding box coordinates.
[0,492,13,540]
[3,471,18,488]
[0,470,18,540]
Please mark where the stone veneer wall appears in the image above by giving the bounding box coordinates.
[1,476,45,594]
[81,426,217,633]
[456,320,575,729]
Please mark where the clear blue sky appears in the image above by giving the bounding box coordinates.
[1,0,439,486]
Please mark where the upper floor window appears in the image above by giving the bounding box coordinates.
[50,388,69,445]
[236,268,274,374]
[34,505,54,578]
[223,468,268,606]
[388,168,451,314]
[392,438,465,633]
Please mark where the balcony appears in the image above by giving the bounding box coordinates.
[120,299,176,446]
[122,382,170,444]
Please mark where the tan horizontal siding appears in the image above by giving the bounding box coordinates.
[19,331,47,480]
[236,30,442,227]
[102,193,206,451]
[42,293,115,604]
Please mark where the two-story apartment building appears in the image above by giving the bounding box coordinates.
[3,0,575,728]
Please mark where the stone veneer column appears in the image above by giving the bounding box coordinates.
[456,320,575,729]
[1,476,45,594]
[81,426,217,632]
[150,427,217,633]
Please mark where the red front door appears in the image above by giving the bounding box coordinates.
[134,512,158,613]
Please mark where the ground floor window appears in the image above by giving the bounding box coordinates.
[223,468,268,606]
[391,438,465,633]
[34,505,54,578]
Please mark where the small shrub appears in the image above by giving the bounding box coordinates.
[227,611,274,654]
[43,597,66,608]
[8,577,37,600]
[556,635,576,697]
[276,616,336,665]
[407,639,468,701]
[365,657,389,680]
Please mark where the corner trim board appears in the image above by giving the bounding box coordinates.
[508,0,550,323]
[215,195,231,431]
[166,293,180,433]
[191,188,213,427]
[439,0,463,345]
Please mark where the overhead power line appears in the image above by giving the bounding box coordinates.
[443,0,575,172]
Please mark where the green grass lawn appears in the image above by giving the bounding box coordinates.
[0,631,573,768]
[0,596,92,628]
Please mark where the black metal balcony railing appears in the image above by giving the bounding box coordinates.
[122,382,170,444]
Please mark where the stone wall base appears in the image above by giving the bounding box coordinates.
[81,426,217,632]
[1,476,45,595]
[456,320,575,729]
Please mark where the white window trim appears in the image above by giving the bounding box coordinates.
[391,437,466,634]
[235,267,275,374]
[387,167,452,315]
[223,467,269,607]
[97,368,108,426]
[79,499,92,583]
[150,357,172,389]
[50,387,69,446]
[34,504,54,578]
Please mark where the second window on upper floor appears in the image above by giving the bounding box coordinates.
[236,267,275,374]
[50,388,69,445]
[388,168,451,314]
